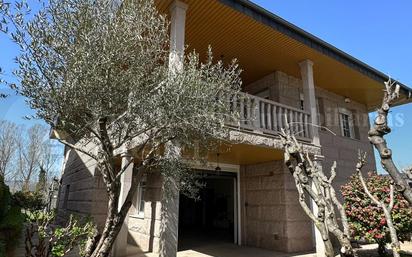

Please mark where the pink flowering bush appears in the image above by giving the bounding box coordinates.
[342,172,412,249]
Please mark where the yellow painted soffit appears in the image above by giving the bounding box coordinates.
[156,0,411,110]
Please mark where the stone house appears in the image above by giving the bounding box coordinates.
[54,0,412,256]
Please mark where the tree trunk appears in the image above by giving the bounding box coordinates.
[314,221,335,257]
[383,208,401,257]
[327,220,355,257]
[88,163,143,257]
[89,183,122,257]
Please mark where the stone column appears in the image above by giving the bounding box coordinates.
[158,2,187,256]
[299,59,320,146]
[168,0,188,74]
[300,60,324,256]
[159,143,181,257]
[159,177,180,257]
[113,152,133,257]
[312,154,326,257]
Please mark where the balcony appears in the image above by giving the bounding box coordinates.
[225,92,312,141]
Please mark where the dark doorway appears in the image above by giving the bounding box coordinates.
[178,171,237,250]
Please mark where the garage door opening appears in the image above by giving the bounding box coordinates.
[178,171,237,251]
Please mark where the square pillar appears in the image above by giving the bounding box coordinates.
[299,60,320,146]
[300,60,324,256]
[312,155,326,257]
[113,153,133,257]
[160,2,187,256]
[159,178,180,257]
[169,0,188,74]
[159,143,181,257]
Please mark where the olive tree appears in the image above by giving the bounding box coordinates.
[280,128,356,257]
[368,80,412,205]
[0,0,242,256]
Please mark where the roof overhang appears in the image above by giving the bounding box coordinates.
[156,0,412,112]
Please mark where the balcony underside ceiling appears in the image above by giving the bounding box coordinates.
[156,0,411,111]
[207,143,284,165]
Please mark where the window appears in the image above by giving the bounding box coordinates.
[300,93,305,110]
[339,108,355,138]
[135,176,147,217]
[341,113,351,137]
[316,97,326,130]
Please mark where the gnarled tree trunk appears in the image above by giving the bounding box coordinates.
[280,129,356,257]
[368,80,412,205]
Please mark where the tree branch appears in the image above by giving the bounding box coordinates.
[57,138,99,161]
[356,151,401,257]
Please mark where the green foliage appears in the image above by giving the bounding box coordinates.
[0,176,24,255]
[0,0,241,153]
[1,0,242,254]
[0,241,5,257]
[36,167,48,194]
[25,210,95,257]
[342,172,412,245]
[13,190,46,211]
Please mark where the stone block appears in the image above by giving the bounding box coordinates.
[287,235,314,252]
[145,187,162,202]
[285,220,313,239]
[282,173,296,190]
[246,177,261,190]
[69,190,94,201]
[144,201,162,220]
[246,220,259,237]
[260,206,284,221]
[262,190,282,205]
[66,201,91,213]
[128,231,150,252]
[261,174,283,190]
[285,203,308,222]
[92,201,109,214]
[129,217,148,235]
[259,221,283,237]
[246,205,260,219]
[246,190,281,205]
[282,189,300,205]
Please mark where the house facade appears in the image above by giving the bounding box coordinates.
[55,0,412,257]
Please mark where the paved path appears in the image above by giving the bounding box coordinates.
[126,242,412,257]
[12,237,412,257]
[126,243,316,257]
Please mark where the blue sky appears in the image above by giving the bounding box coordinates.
[1,1,412,170]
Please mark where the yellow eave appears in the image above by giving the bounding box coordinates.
[156,0,412,111]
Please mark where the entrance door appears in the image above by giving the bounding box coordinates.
[178,171,237,250]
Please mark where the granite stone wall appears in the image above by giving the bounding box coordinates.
[245,70,376,196]
[56,144,108,230]
[127,171,164,253]
[240,160,314,253]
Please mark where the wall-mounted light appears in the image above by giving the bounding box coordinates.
[344,97,351,104]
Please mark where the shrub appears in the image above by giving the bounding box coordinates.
[25,210,96,257]
[0,176,24,256]
[342,172,412,253]
[13,190,46,211]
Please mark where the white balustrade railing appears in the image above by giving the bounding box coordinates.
[224,92,311,140]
